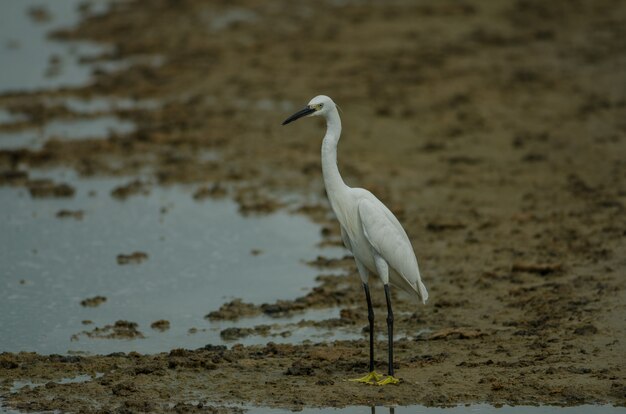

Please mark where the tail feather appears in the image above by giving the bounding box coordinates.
[417,280,429,304]
[389,268,428,304]
[410,264,428,304]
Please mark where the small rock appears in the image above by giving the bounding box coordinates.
[56,209,84,220]
[116,251,148,265]
[150,319,170,332]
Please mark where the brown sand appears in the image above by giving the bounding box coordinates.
[0,0,624,412]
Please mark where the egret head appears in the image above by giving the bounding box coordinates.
[282,95,336,125]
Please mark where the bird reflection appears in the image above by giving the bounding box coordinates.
[370,407,395,414]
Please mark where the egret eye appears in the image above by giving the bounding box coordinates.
[316,104,323,110]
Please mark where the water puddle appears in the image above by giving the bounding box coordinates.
[1,401,618,414]
[0,1,159,151]
[248,405,624,414]
[0,0,112,93]
[0,0,352,355]
[45,96,160,114]
[0,169,346,355]
[0,116,135,150]
[9,373,104,394]
[209,307,362,345]
[0,110,27,125]
[46,116,135,139]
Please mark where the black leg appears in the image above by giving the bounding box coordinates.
[363,283,375,372]
[384,284,394,376]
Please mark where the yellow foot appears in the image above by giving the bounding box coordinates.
[377,375,400,385]
[348,371,383,384]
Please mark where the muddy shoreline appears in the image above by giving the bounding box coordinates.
[1,0,625,412]
[0,334,621,412]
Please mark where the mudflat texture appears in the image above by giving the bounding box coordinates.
[0,0,625,412]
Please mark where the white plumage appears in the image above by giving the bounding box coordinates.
[282,94,428,384]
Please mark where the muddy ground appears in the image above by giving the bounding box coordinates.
[0,0,625,412]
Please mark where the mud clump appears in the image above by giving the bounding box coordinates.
[293,317,355,330]
[307,255,355,269]
[207,273,360,321]
[193,183,227,200]
[260,300,307,317]
[0,354,19,369]
[426,220,467,232]
[72,320,144,340]
[116,251,148,265]
[512,262,563,275]
[27,6,51,23]
[206,273,365,323]
[56,209,84,219]
[151,319,171,332]
[110,180,150,200]
[234,188,284,215]
[284,360,315,376]
[205,299,259,320]
[220,324,271,341]
[0,170,28,185]
[80,295,107,307]
[419,327,486,341]
[27,179,75,198]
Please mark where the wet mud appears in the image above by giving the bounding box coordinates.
[111,179,151,200]
[80,295,107,308]
[0,0,625,412]
[150,320,171,332]
[26,178,75,198]
[0,335,623,412]
[116,251,149,265]
[70,320,145,341]
[55,208,85,219]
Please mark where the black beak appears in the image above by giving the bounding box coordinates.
[282,106,315,125]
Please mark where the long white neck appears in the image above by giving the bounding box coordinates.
[321,108,349,202]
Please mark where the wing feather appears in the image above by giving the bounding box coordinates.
[340,225,352,251]
[358,198,428,303]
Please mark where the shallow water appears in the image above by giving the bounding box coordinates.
[0,0,111,92]
[0,0,354,355]
[0,115,135,150]
[250,405,625,414]
[9,373,104,394]
[45,96,160,113]
[0,1,139,149]
[0,110,27,125]
[0,406,621,414]
[0,399,623,414]
[0,169,347,355]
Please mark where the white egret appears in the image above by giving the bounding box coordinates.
[282,95,428,385]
